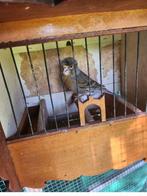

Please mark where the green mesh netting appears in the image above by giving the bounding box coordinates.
[2,160,146,192]
[101,164,147,192]
[42,160,147,192]
[0,179,8,192]
[43,170,116,192]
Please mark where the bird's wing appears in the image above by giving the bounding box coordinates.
[77,69,105,90]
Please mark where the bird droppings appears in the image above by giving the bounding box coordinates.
[25,6,30,10]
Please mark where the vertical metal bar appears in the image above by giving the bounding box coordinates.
[42,43,58,130]
[71,40,79,97]
[124,33,127,117]
[98,36,103,94]
[71,39,80,119]
[10,47,34,135]
[0,63,18,130]
[135,32,140,113]
[56,41,70,128]
[26,45,46,132]
[85,38,90,94]
[112,35,116,118]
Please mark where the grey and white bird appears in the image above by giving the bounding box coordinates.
[61,57,107,102]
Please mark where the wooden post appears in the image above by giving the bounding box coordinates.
[37,99,49,132]
[78,94,106,126]
[0,122,21,191]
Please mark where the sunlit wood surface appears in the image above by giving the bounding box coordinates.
[1,0,147,46]
[7,114,147,188]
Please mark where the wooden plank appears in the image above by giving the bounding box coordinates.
[37,99,48,132]
[1,0,147,23]
[1,2,147,46]
[0,122,21,191]
[116,95,142,114]
[17,108,28,135]
[7,114,147,188]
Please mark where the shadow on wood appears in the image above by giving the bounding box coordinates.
[37,99,48,132]
[7,114,147,188]
[0,123,21,191]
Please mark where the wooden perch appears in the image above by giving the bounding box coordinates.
[78,94,106,126]
[37,99,48,132]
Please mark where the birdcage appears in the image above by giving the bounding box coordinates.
[1,0,147,192]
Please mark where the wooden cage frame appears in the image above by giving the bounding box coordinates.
[1,0,147,191]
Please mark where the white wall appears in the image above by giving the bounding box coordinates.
[0,49,25,137]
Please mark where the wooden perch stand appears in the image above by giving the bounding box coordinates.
[78,94,106,126]
[37,99,49,132]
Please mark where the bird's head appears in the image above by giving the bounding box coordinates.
[61,57,78,76]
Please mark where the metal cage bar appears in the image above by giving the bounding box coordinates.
[71,40,79,97]
[112,35,116,118]
[26,45,46,133]
[98,36,103,94]
[135,32,140,112]
[124,33,128,117]
[42,43,58,131]
[70,39,80,114]
[85,38,91,94]
[56,41,70,128]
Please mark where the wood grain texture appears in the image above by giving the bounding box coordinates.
[1,0,147,23]
[7,114,147,188]
[37,99,48,132]
[1,3,147,47]
[0,123,21,191]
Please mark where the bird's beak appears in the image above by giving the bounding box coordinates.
[63,66,70,76]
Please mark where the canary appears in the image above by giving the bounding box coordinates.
[61,57,107,102]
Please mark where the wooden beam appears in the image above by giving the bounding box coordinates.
[115,95,142,114]
[17,108,28,135]
[1,2,147,47]
[37,99,48,132]
[0,123,21,191]
[7,114,147,188]
[1,0,147,23]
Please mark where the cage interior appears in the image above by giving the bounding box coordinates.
[0,32,146,140]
